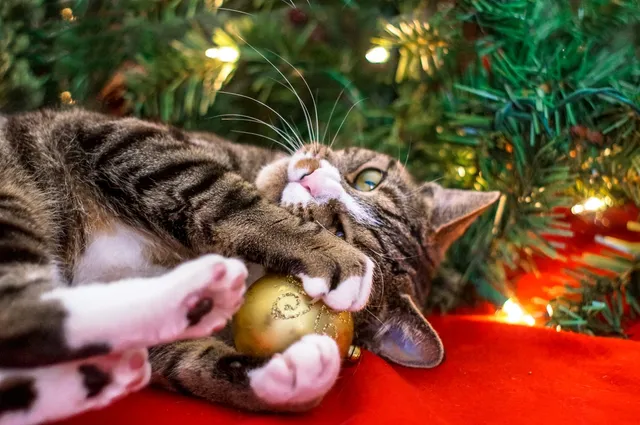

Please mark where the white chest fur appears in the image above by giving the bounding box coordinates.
[73,223,167,285]
[73,221,266,286]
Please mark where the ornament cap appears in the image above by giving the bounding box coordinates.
[346,345,362,364]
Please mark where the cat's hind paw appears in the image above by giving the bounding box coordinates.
[0,349,150,425]
[248,334,341,408]
[42,254,247,353]
[167,254,247,341]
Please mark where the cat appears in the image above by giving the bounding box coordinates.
[0,108,499,425]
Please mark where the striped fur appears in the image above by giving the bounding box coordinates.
[0,108,499,422]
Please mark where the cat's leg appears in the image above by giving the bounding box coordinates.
[149,334,341,412]
[0,254,246,368]
[0,349,150,425]
[69,115,373,313]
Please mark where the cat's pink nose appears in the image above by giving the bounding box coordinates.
[300,170,323,197]
[299,168,342,199]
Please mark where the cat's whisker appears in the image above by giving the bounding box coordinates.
[216,8,254,16]
[369,247,418,261]
[289,116,306,150]
[264,49,319,146]
[237,35,315,145]
[226,35,311,148]
[329,98,367,150]
[276,118,304,151]
[313,220,331,234]
[367,255,386,309]
[403,140,413,168]
[217,91,306,150]
[405,176,446,199]
[263,77,310,150]
[314,89,321,147]
[321,89,346,146]
[217,114,298,153]
[364,308,385,325]
[231,130,296,154]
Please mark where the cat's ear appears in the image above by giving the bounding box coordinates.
[374,294,444,368]
[422,182,500,260]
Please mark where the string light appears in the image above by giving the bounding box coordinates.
[61,7,76,22]
[498,298,535,326]
[571,196,607,215]
[59,91,75,105]
[365,46,390,64]
[205,46,240,63]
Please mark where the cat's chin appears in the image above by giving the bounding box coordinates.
[280,182,316,207]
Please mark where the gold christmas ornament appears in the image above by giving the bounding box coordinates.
[233,274,356,359]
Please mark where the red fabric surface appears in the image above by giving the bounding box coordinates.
[59,208,640,425]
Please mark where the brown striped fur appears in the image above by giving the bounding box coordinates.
[0,108,499,418]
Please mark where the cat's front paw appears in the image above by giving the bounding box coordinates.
[248,335,341,408]
[299,254,374,312]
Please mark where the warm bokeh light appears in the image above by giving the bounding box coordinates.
[365,46,390,64]
[205,46,240,63]
[571,196,607,215]
[499,299,535,326]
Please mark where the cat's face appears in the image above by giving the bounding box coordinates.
[256,144,499,368]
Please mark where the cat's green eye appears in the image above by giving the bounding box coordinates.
[353,168,384,192]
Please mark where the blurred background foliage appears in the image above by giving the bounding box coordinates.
[1,0,639,336]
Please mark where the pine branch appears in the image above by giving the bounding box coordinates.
[0,0,48,112]
[546,223,640,337]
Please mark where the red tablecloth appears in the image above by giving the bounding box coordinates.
[59,207,640,425]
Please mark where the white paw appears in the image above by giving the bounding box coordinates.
[299,257,374,311]
[160,254,247,341]
[0,349,150,425]
[248,335,341,406]
[42,255,246,353]
[88,349,151,406]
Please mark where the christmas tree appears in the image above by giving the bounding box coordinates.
[1,0,639,336]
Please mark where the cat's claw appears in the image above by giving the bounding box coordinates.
[299,256,374,311]
[249,335,341,407]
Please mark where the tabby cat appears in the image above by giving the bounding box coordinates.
[0,108,499,425]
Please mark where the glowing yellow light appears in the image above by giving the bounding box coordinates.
[218,46,240,62]
[583,197,605,211]
[457,167,466,177]
[205,46,240,63]
[365,46,390,64]
[499,299,535,326]
[571,204,585,215]
[572,196,609,215]
[546,304,553,317]
[205,48,219,58]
